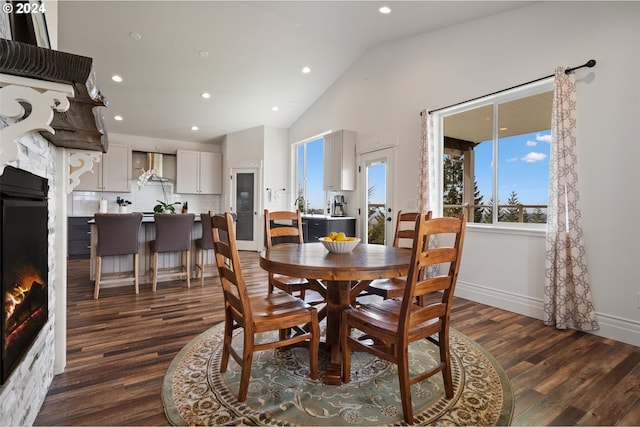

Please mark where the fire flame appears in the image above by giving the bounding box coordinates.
[4,264,45,323]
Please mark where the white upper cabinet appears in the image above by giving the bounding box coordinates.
[323,130,356,191]
[74,143,131,192]
[176,150,222,194]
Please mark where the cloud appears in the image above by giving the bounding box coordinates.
[526,140,537,147]
[536,133,552,143]
[506,156,518,162]
[521,152,547,163]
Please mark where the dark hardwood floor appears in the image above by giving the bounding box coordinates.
[35,254,639,426]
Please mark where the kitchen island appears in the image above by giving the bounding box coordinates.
[88,213,217,286]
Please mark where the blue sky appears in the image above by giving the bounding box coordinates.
[475,130,550,205]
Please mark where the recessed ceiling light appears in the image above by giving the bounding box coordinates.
[201,92,211,99]
[114,115,123,121]
[191,126,199,131]
[499,127,508,131]
[272,106,279,112]
[111,75,123,83]
[379,6,391,14]
[301,66,311,74]
[129,32,142,41]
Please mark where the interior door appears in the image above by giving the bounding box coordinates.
[230,168,260,251]
[359,148,396,245]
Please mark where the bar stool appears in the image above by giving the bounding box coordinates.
[150,213,195,291]
[195,211,216,286]
[94,213,143,299]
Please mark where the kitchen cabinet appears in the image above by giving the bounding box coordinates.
[302,216,356,243]
[176,150,222,194]
[74,143,131,192]
[68,217,92,259]
[323,130,356,191]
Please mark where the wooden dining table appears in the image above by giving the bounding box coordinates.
[259,242,411,385]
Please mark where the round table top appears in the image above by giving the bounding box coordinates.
[259,242,411,282]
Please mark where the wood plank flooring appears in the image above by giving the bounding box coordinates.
[35,253,639,426]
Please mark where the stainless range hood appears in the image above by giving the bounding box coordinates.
[146,153,164,178]
[132,151,175,181]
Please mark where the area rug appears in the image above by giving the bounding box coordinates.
[162,322,513,426]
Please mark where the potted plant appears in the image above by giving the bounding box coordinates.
[154,200,182,214]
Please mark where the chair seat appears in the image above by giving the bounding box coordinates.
[250,291,316,331]
[272,274,308,286]
[347,300,442,342]
[365,277,407,299]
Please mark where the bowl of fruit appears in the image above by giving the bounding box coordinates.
[319,232,361,253]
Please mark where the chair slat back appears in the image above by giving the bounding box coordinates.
[211,213,252,321]
[264,210,304,249]
[392,211,421,249]
[400,213,466,336]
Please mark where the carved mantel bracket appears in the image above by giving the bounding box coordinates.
[0,73,74,175]
[68,151,101,193]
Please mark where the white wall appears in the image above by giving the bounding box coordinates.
[263,126,291,212]
[289,2,640,346]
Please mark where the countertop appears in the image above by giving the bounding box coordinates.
[302,214,356,220]
[87,213,202,224]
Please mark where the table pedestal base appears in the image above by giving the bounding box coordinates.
[324,363,342,385]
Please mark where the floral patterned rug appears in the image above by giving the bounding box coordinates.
[162,322,513,426]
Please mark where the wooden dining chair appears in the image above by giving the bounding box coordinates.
[264,209,325,305]
[361,210,421,300]
[341,213,466,424]
[211,212,320,402]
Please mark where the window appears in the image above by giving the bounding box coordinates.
[294,137,325,214]
[438,81,553,225]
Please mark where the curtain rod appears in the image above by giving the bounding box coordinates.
[423,59,596,116]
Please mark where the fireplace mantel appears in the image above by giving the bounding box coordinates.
[0,39,108,152]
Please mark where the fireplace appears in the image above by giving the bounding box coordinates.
[0,166,49,384]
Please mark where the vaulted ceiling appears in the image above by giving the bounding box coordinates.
[58,1,531,145]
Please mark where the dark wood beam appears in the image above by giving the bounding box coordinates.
[0,39,108,152]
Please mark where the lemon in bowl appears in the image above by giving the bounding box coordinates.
[319,232,360,253]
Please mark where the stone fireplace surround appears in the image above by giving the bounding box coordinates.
[0,121,59,426]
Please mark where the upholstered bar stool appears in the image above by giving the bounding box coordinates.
[195,211,216,286]
[150,213,195,291]
[94,212,143,299]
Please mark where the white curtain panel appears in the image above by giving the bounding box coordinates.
[418,111,440,278]
[417,111,438,213]
[544,67,599,331]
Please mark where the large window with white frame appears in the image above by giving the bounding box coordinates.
[436,80,553,226]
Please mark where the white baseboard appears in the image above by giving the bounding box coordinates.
[455,280,640,348]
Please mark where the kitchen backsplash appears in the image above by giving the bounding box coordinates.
[68,179,221,216]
